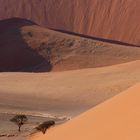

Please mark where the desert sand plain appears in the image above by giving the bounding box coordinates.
[0,6,140,140]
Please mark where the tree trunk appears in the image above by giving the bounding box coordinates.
[18,125,21,132]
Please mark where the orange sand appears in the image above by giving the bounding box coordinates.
[30,83,140,140]
[0,61,140,116]
[1,0,140,46]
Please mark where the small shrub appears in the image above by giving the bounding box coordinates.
[10,115,28,132]
[27,32,33,37]
[36,120,55,134]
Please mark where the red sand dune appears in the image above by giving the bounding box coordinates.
[0,18,140,72]
[0,0,140,45]
[30,83,140,140]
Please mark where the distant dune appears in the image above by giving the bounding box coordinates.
[0,18,140,72]
[30,83,140,140]
[1,1,140,140]
[0,0,140,45]
[0,61,140,116]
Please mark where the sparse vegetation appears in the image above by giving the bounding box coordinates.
[27,31,33,37]
[10,115,28,132]
[67,39,75,47]
[36,120,55,134]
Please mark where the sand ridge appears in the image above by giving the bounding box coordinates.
[30,83,140,140]
[1,0,140,45]
[0,18,140,72]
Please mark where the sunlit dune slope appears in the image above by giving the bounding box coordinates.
[31,83,140,140]
[0,61,140,116]
[0,18,140,72]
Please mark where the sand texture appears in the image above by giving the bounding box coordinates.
[30,83,140,140]
[0,0,140,45]
[0,18,140,72]
[0,60,140,117]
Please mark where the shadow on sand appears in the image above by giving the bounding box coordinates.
[0,18,52,72]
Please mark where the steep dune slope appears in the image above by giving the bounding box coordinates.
[1,18,140,72]
[0,61,140,116]
[0,18,51,72]
[31,83,140,140]
[0,0,140,45]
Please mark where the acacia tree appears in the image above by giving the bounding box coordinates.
[36,121,55,134]
[10,115,28,132]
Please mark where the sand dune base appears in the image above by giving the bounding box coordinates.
[0,61,140,117]
[31,83,140,140]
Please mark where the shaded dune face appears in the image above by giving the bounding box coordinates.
[0,18,52,72]
[0,0,140,45]
[0,18,140,72]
